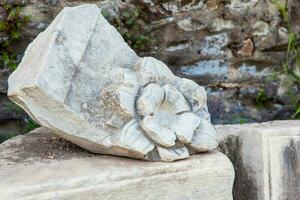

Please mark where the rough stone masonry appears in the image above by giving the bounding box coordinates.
[7,4,218,162]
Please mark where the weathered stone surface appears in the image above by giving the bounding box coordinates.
[1,0,299,130]
[0,127,234,200]
[217,120,300,200]
[8,4,217,161]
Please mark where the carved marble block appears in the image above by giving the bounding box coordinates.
[8,4,218,161]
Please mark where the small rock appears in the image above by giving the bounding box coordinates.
[237,38,254,57]
[189,119,219,152]
[253,21,270,37]
[46,155,55,159]
[210,18,234,32]
[157,146,189,162]
[198,33,230,59]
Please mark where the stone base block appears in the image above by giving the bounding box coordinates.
[217,120,300,200]
[0,128,234,200]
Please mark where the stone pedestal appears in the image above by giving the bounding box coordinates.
[0,128,234,200]
[217,120,300,200]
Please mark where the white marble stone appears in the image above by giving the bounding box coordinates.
[217,120,300,200]
[8,4,218,161]
[0,128,234,200]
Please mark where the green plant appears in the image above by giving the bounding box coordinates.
[271,0,300,84]
[255,89,269,109]
[0,4,30,70]
[4,101,24,116]
[291,107,300,119]
[232,117,248,124]
[102,5,152,51]
[23,118,39,133]
[4,102,39,133]
[286,88,300,119]
[0,118,39,144]
[272,0,300,118]
[0,132,19,144]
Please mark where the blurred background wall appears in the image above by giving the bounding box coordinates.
[1,0,300,142]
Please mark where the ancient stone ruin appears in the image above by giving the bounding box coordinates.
[7,4,218,162]
[2,2,300,200]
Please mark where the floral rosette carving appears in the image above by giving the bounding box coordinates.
[100,57,218,162]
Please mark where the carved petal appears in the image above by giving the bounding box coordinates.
[102,68,139,119]
[136,57,176,86]
[137,83,164,117]
[170,112,201,143]
[141,115,176,147]
[112,68,140,117]
[189,119,219,152]
[112,120,155,157]
[116,86,137,117]
[176,78,208,113]
[196,104,211,122]
[157,146,189,162]
[163,84,190,113]
[109,67,140,89]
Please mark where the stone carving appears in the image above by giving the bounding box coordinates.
[8,4,218,161]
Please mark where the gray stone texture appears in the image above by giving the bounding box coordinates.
[217,120,300,200]
[0,127,234,200]
[8,5,218,161]
[0,0,300,128]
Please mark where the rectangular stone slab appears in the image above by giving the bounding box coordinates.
[216,120,300,200]
[0,128,234,200]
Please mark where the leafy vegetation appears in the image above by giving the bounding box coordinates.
[0,4,30,70]
[1,102,39,143]
[0,132,19,144]
[232,117,248,124]
[255,89,269,109]
[23,118,39,133]
[271,0,300,118]
[0,5,34,143]
[101,5,153,51]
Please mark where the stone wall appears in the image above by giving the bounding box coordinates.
[1,0,300,137]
